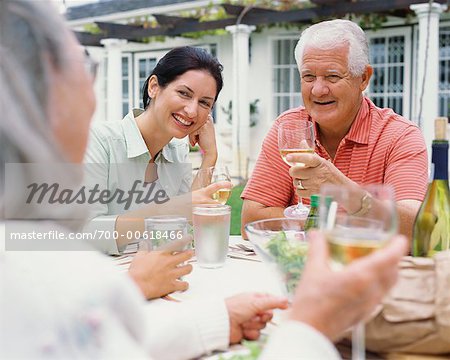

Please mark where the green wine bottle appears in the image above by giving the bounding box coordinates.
[304,194,320,231]
[412,117,450,257]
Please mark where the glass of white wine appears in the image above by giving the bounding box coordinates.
[278,121,315,219]
[319,183,397,360]
[195,165,232,205]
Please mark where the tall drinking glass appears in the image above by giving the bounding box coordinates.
[278,121,315,219]
[319,184,397,360]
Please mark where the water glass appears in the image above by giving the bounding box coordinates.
[144,215,189,251]
[192,204,231,268]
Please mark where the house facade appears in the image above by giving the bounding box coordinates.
[65,0,450,179]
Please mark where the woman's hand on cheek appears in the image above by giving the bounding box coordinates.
[190,115,217,165]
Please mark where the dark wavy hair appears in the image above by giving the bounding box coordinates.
[142,46,223,109]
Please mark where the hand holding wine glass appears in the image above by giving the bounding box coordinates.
[278,121,315,218]
[195,165,232,205]
[319,184,397,360]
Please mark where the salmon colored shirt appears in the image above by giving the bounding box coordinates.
[242,97,428,206]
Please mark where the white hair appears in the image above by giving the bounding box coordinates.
[294,19,369,76]
[0,0,78,221]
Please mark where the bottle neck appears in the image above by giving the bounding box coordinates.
[432,141,449,180]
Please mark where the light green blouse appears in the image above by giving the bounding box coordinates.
[83,109,192,254]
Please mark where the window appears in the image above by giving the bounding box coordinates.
[439,26,450,117]
[134,53,161,109]
[366,29,411,118]
[121,54,132,117]
[272,38,301,118]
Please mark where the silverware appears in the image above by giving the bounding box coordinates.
[227,254,261,262]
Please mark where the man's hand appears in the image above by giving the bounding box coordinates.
[128,248,193,300]
[225,293,289,344]
[286,153,351,197]
[290,230,408,342]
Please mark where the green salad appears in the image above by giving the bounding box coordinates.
[219,340,263,360]
[265,231,308,295]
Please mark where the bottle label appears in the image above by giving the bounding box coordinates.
[432,142,449,180]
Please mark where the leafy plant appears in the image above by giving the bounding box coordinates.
[221,99,259,127]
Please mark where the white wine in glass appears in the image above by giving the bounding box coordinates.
[212,188,232,205]
[279,148,315,167]
[320,184,397,360]
[196,165,232,205]
[278,121,315,218]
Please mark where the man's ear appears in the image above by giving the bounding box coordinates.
[360,65,373,92]
[147,75,159,98]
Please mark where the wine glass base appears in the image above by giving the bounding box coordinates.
[284,205,310,219]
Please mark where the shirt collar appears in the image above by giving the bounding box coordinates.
[122,109,176,162]
[344,97,371,145]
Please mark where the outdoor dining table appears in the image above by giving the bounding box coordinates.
[113,236,448,360]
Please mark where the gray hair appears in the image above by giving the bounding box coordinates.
[294,19,369,76]
[0,0,74,219]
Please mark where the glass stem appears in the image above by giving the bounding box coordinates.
[352,322,365,360]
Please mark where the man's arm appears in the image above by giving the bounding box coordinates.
[241,199,284,239]
[397,199,421,241]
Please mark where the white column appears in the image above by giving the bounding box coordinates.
[411,2,447,152]
[225,25,255,180]
[100,38,127,121]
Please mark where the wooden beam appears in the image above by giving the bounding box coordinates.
[221,3,278,17]
[153,14,198,27]
[96,21,166,39]
[74,31,104,47]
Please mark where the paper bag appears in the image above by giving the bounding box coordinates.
[365,251,450,355]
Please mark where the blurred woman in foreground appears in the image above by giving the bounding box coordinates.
[0,0,407,358]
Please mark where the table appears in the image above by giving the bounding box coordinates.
[114,236,448,360]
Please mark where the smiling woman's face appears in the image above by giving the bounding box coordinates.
[148,69,217,138]
[300,45,371,132]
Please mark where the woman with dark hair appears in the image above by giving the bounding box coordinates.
[83,47,231,298]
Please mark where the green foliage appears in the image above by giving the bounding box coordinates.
[358,13,388,31]
[83,23,102,34]
[227,184,244,235]
[189,144,200,152]
[219,340,263,360]
[221,99,259,127]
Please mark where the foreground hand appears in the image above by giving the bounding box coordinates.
[290,231,408,342]
[189,116,217,163]
[225,293,289,344]
[192,181,233,204]
[286,153,351,197]
[128,249,193,299]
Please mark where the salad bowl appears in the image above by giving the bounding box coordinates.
[245,218,308,298]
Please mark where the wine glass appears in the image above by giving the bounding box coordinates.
[278,121,315,219]
[195,165,232,205]
[319,184,397,360]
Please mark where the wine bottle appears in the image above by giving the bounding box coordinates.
[304,194,320,231]
[412,117,450,257]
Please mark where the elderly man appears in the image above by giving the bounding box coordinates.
[241,19,427,239]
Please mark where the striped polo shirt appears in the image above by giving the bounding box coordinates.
[242,97,428,206]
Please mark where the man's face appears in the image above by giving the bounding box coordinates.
[300,45,371,132]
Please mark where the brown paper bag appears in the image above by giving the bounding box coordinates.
[365,251,450,355]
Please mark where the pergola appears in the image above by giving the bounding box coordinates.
[72,0,448,178]
[75,0,447,46]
